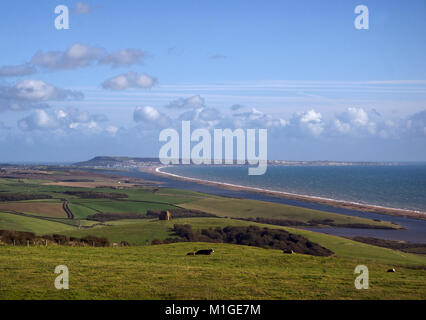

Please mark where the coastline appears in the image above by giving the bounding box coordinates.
[150,165,426,221]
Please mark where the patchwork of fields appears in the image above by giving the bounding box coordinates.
[0,169,425,300]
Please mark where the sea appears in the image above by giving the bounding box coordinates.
[161,164,426,213]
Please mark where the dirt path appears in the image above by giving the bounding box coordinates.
[62,200,74,219]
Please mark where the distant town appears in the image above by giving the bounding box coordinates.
[64,156,403,170]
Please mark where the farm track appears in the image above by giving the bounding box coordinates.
[62,200,74,219]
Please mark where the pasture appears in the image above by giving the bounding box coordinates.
[0,243,424,300]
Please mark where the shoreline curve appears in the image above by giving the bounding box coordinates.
[152,165,426,221]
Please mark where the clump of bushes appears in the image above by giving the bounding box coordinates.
[234,217,394,229]
[0,229,115,247]
[0,193,52,201]
[0,230,37,245]
[87,212,144,222]
[147,208,217,219]
[352,237,426,254]
[156,224,334,257]
[63,191,128,199]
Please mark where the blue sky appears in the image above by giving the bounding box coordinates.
[0,0,425,162]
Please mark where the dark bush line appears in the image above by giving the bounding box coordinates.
[60,179,94,182]
[152,224,334,257]
[351,237,426,255]
[0,193,53,202]
[0,229,113,247]
[234,217,311,227]
[87,208,217,222]
[147,208,217,219]
[87,212,145,222]
[63,191,128,199]
[233,217,394,229]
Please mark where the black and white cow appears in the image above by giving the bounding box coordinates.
[195,249,214,255]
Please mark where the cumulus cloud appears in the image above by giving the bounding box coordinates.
[126,95,426,150]
[133,106,170,127]
[0,64,36,77]
[406,110,426,137]
[165,95,205,109]
[332,107,379,136]
[26,43,147,72]
[0,80,83,111]
[102,72,156,90]
[100,49,146,67]
[31,43,105,71]
[18,110,59,130]
[0,43,149,77]
[338,107,369,126]
[18,107,108,131]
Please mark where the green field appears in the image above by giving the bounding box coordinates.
[0,243,424,300]
[0,212,74,234]
[180,197,398,228]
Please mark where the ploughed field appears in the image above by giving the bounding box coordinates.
[0,168,425,299]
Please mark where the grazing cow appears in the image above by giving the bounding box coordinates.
[387,268,396,272]
[195,249,214,255]
[283,249,294,254]
[186,252,195,256]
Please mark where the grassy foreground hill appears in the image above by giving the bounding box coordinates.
[0,243,425,300]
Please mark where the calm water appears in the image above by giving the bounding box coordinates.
[163,165,426,212]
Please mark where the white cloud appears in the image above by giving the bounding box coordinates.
[165,95,205,109]
[300,109,322,123]
[17,107,108,132]
[18,110,59,130]
[133,106,170,127]
[332,107,380,136]
[102,72,156,90]
[294,109,324,136]
[334,119,351,133]
[101,49,146,67]
[0,80,83,111]
[28,43,147,72]
[344,107,369,126]
[0,64,36,77]
[31,43,105,70]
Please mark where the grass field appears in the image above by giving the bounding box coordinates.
[0,243,424,300]
[0,212,74,234]
[180,197,398,228]
[69,199,176,218]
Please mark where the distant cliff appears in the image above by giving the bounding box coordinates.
[73,156,160,168]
